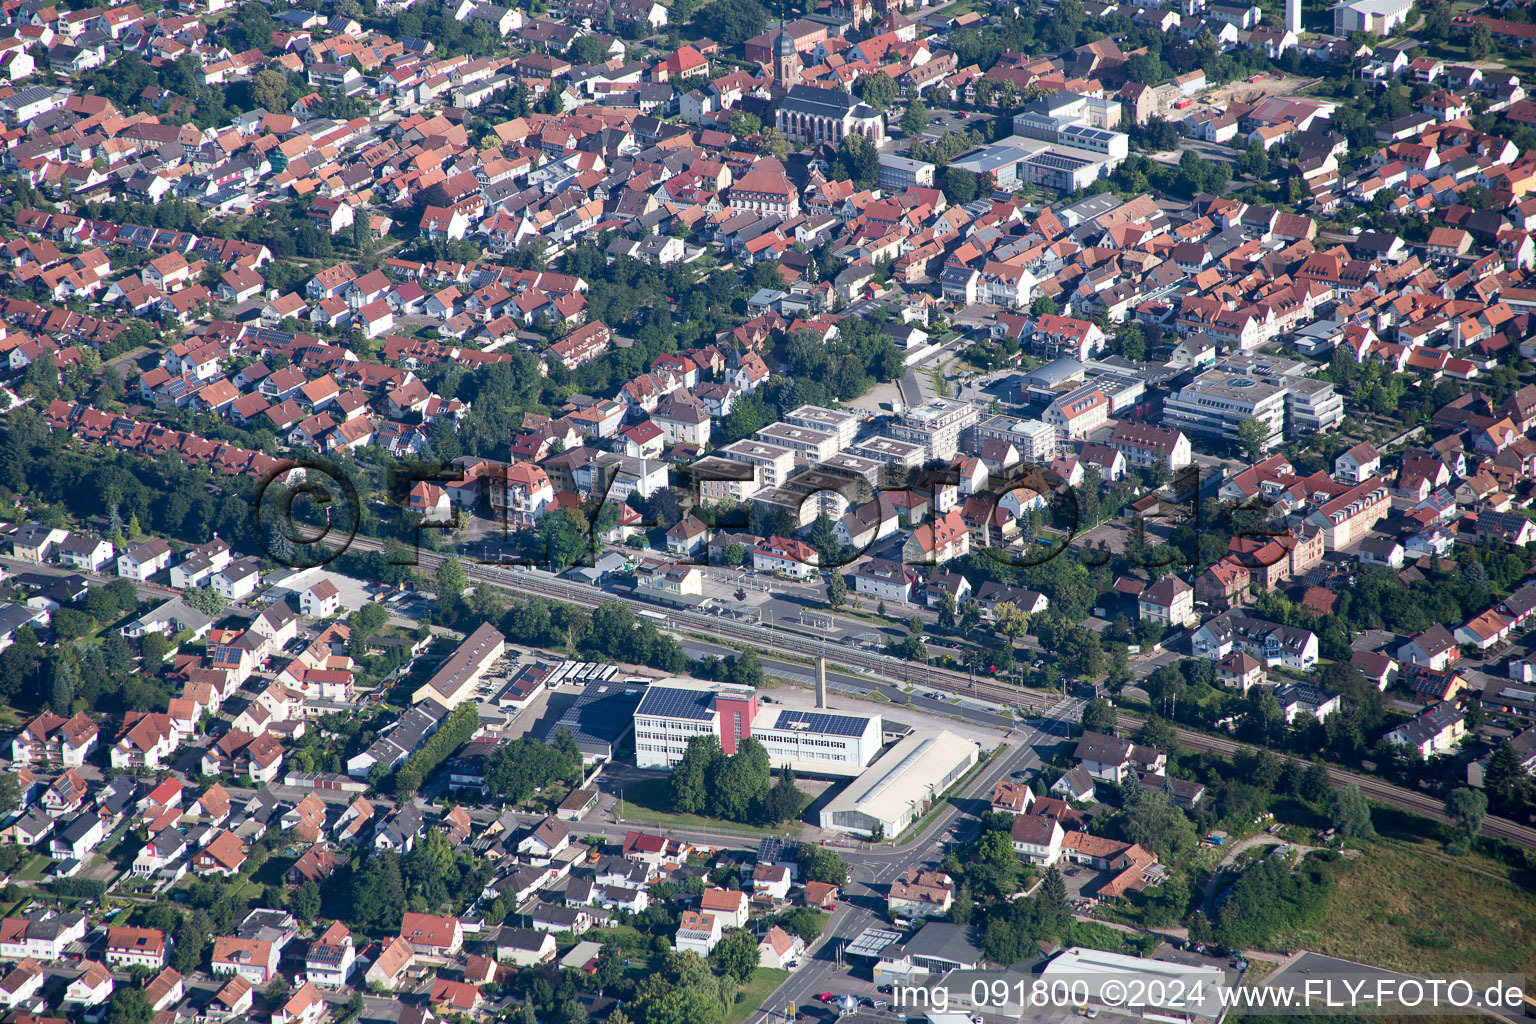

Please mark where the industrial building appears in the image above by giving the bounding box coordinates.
[632,681,882,777]
[948,134,1120,193]
[541,678,646,763]
[1333,0,1412,35]
[1039,948,1227,1022]
[818,729,979,837]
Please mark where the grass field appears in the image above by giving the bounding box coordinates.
[14,855,53,882]
[620,778,804,837]
[724,968,792,1024]
[1278,837,1536,974]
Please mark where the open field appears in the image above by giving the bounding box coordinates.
[1279,837,1536,974]
[620,778,807,838]
[725,968,792,1024]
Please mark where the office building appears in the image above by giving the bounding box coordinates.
[877,153,936,190]
[1164,355,1342,450]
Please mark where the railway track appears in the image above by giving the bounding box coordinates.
[352,536,1064,703]
[348,537,1536,850]
[1124,713,1536,851]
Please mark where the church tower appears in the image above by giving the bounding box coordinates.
[773,24,802,85]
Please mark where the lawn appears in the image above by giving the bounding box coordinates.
[14,855,54,882]
[1278,837,1536,974]
[724,967,791,1024]
[619,778,805,838]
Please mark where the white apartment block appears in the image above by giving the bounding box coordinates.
[755,422,842,463]
[889,398,980,461]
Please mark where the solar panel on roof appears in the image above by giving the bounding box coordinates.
[543,680,645,746]
[634,685,716,721]
[770,709,872,737]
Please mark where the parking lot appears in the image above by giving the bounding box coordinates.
[894,108,998,152]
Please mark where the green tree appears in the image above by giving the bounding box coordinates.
[1483,740,1529,811]
[834,132,879,188]
[762,765,803,824]
[692,0,767,46]
[182,586,225,616]
[251,69,288,112]
[720,542,745,567]
[901,100,930,135]
[1037,867,1071,937]
[349,601,389,643]
[1328,783,1375,839]
[826,571,847,608]
[1300,761,1332,803]
[435,556,468,599]
[1031,295,1058,317]
[708,737,772,821]
[708,929,760,982]
[1118,789,1198,862]
[290,880,321,921]
[108,988,153,1024]
[140,632,171,667]
[1236,417,1270,462]
[1446,787,1487,837]
[670,734,722,815]
[1469,21,1493,59]
[644,987,724,1024]
[855,72,897,109]
[941,166,978,204]
[568,35,610,64]
[1081,697,1116,734]
[797,845,849,886]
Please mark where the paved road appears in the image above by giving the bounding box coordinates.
[0,553,178,604]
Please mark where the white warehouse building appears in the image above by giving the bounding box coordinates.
[819,730,979,838]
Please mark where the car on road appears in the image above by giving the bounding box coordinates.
[818,994,837,1003]
[1012,770,1030,779]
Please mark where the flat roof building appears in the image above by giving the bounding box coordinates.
[634,681,882,777]
[784,404,861,449]
[755,421,842,462]
[877,153,936,190]
[819,730,979,837]
[889,398,980,462]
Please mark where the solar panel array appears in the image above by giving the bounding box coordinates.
[544,680,646,746]
[770,709,873,736]
[634,685,716,721]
